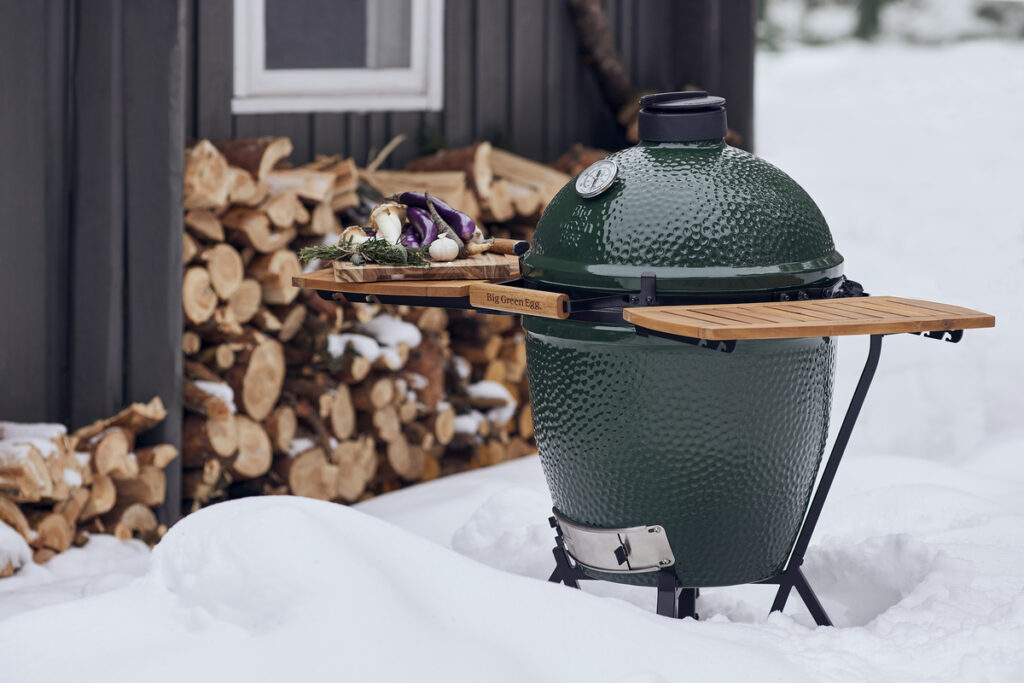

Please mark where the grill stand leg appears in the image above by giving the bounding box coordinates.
[766,333,884,627]
[546,335,884,626]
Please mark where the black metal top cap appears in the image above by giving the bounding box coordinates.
[638,91,728,143]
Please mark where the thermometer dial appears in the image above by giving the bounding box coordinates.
[575,159,618,199]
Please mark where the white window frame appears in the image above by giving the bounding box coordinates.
[232,0,444,113]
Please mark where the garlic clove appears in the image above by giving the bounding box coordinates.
[428,235,460,262]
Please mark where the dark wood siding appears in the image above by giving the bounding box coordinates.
[0,0,185,523]
[187,0,757,163]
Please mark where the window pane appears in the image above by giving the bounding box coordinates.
[265,0,367,70]
[264,0,412,71]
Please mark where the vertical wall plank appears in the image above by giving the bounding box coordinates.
[346,113,370,166]
[44,0,71,422]
[442,0,475,148]
[387,111,422,168]
[474,0,510,143]
[0,2,60,421]
[195,0,232,139]
[510,0,545,159]
[671,1,721,93]
[70,0,125,427]
[542,0,568,159]
[183,0,196,138]
[312,112,348,158]
[122,0,186,523]
[717,0,757,152]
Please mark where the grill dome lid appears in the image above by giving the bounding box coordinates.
[520,92,843,295]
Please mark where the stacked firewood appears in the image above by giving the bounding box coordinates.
[0,398,174,574]
[180,137,564,509]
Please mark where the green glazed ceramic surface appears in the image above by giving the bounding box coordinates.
[522,141,844,294]
[525,317,835,587]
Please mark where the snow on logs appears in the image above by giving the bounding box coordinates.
[0,399,175,575]
[179,136,538,510]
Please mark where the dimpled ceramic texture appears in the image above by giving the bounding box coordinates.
[525,318,836,587]
[521,140,844,294]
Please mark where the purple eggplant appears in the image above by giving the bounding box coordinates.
[390,191,477,241]
[406,206,439,244]
[399,226,421,248]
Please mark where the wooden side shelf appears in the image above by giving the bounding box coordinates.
[623,296,995,341]
[293,268,485,298]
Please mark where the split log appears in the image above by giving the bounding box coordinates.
[230,416,273,479]
[352,376,395,411]
[0,444,52,501]
[183,378,232,419]
[184,140,230,209]
[0,496,31,540]
[227,278,263,324]
[336,353,372,384]
[248,250,301,305]
[182,331,202,355]
[332,436,376,502]
[225,339,286,421]
[184,208,225,242]
[183,232,199,264]
[114,465,166,507]
[426,405,456,446]
[554,144,610,176]
[385,437,423,481]
[260,191,299,229]
[183,266,219,325]
[135,444,179,469]
[27,510,74,552]
[222,207,297,253]
[327,385,355,440]
[196,343,236,372]
[330,190,360,213]
[265,168,335,203]
[83,428,138,479]
[361,170,469,213]
[79,474,116,520]
[301,201,339,236]
[214,137,293,180]
[274,446,338,501]
[405,142,493,201]
[264,405,297,454]
[198,243,244,299]
[489,148,571,206]
[271,303,306,342]
[102,502,159,542]
[182,458,223,502]
[227,166,260,204]
[358,405,401,443]
[183,413,238,460]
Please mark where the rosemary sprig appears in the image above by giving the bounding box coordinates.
[298,238,431,268]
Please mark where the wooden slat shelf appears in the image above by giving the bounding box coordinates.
[293,269,486,298]
[623,296,995,341]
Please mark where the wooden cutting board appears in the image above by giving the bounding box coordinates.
[332,252,520,283]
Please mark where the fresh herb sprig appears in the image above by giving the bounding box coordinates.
[298,238,431,267]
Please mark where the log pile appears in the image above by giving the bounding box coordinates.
[179,137,557,510]
[0,398,174,576]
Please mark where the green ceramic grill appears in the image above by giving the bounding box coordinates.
[521,92,843,588]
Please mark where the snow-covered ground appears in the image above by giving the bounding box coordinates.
[2,42,1023,681]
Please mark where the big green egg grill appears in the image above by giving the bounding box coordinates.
[300,92,994,624]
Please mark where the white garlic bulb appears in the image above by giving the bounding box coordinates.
[428,235,459,262]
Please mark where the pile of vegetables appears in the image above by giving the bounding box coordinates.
[297,192,494,267]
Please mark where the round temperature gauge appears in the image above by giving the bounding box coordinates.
[575,159,618,199]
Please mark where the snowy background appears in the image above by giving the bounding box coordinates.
[2,35,1023,683]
